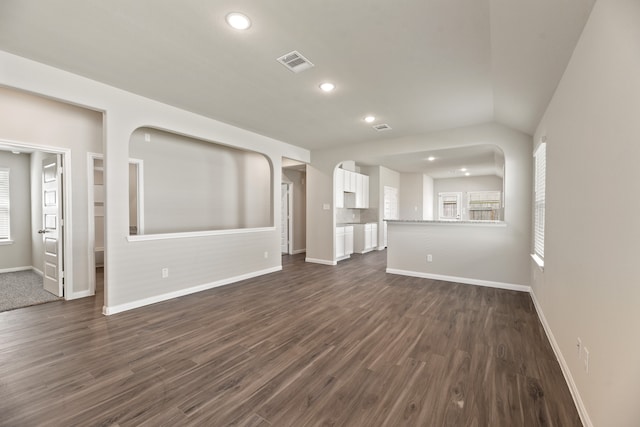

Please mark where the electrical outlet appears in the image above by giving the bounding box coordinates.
[161,268,169,278]
[144,133,151,142]
[264,251,269,259]
[427,254,433,262]
[576,337,582,358]
[583,347,589,373]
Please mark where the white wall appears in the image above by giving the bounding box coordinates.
[399,173,424,220]
[0,86,102,297]
[130,128,272,233]
[308,123,531,273]
[532,1,640,425]
[423,175,434,220]
[0,151,31,270]
[0,50,309,312]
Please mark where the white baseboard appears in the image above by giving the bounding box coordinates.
[0,266,33,274]
[305,257,337,266]
[31,267,43,276]
[292,249,306,254]
[385,268,530,293]
[67,290,94,300]
[103,266,282,316]
[529,291,592,427]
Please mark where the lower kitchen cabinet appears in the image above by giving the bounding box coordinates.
[353,223,378,254]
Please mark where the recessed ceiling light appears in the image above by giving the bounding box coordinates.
[226,12,251,30]
[465,172,471,176]
[319,82,335,92]
[427,156,436,161]
[364,116,375,123]
[460,167,467,172]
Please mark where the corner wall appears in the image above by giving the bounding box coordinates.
[531,2,640,425]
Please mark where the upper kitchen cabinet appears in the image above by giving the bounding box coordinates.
[335,166,370,209]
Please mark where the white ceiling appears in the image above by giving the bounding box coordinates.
[0,0,594,151]
[381,145,504,179]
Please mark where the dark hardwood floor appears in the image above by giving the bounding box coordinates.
[0,252,581,426]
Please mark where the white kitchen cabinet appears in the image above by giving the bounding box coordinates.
[353,222,378,254]
[343,170,356,192]
[355,173,364,208]
[371,223,378,248]
[363,175,369,208]
[336,226,345,258]
[344,172,369,209]
[335,225,354,261]
[345,226,354,255]
[335,168,344,208]
[354,174,369,209]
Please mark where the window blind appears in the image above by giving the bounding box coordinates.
[0,168,9,240]
[534,143,546,258]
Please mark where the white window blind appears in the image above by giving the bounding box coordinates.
[534,143,546,259]
[0,168,9,240]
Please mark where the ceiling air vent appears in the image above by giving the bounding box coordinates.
[373,124,392,131]
[277,50,315,73]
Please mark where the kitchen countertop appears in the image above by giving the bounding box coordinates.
[386,219,506,226]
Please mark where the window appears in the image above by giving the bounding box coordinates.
[533,142,546,264]
[0,168,9,241]
[438,192,461,220]
[467,191,501,221]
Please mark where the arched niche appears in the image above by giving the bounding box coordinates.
[128,127,273,235]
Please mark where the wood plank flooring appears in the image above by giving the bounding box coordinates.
[0,252,581,426]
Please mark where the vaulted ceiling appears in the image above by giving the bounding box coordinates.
[0,0,594,151]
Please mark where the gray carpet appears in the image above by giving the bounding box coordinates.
[0,270,62,312]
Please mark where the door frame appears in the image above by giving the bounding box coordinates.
[0,139,72,298]
[87,153,144,296]
[280,182,293,255]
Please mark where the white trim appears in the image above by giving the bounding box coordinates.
[385,268,530,292]
[530,291,593,427]
[32,267,43,276]
[305,257,337,266]
[387,220,507,227]
[87,152,99,297]
[127,227,275,242]
[0,240,14,245]
[87,153,144,297]
[102,266,282,315]
[66,289,94,300]
[530,253,544,271]
[288,182,293,255]
[0,266,32,273]
[292,248,306,254]
[127,157,145,235]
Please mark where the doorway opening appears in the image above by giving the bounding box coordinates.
[0,140,71,311]
[87,153,143,302]
[281,158,307,265]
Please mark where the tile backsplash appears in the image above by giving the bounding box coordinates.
[336,208,379,224]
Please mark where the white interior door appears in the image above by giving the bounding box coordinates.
[41,155,63,297]
[280,183,289,254]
